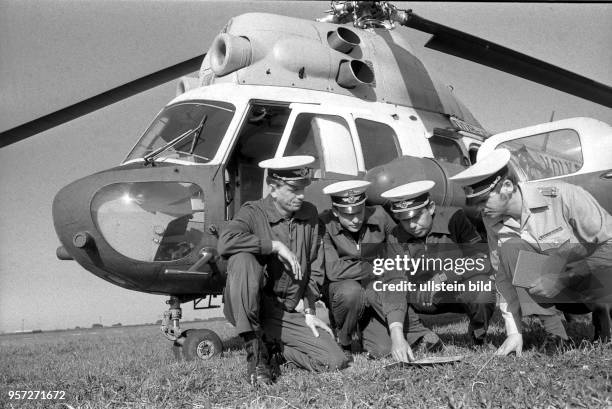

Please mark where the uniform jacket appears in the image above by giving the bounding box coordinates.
[217,195,324,311]
[390,206,489,282]
[484,180,612,329]
[485,181,612,270]
[320,205,407,325]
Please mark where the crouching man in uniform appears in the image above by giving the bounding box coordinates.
[381,181,496,346]
[320,180,440,363]
[218,156,349,386]
[450,149,612,355]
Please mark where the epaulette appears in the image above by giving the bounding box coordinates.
[537,186,558,197]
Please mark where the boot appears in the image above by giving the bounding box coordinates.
[468,321,487,346]
[538,333,572,355]
[414,331,444,354]
[242,332,273,386]
[340,344,354,363]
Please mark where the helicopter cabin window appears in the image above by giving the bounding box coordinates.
[355,118,400,170]
[125,101,235,164]
[497,129,583,181]
[225,104,291,214]
[284,113,358,177]
[428,134,468,166]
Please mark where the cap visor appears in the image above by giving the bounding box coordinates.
[335,204,364,215]
[283,178,311,188]
[465,193,488,207]
[395,209,419,220]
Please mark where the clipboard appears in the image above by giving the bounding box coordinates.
[384,355,464,369]
[512,250,566,288]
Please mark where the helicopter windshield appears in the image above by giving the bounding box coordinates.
[125,101,235,164]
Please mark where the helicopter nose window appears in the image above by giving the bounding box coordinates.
[91,182,205,262]
[125,101,235,164]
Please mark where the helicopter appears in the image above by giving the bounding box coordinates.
[2,1,611,359]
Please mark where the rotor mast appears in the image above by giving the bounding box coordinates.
[318,1,612,109]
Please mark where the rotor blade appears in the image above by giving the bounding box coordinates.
[400,12,612,108]
[0,55,204,148]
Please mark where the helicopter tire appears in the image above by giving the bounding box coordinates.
[172,340,184,361]
[181,329,223,361]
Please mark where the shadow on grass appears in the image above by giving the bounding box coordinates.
[223,335,244,352]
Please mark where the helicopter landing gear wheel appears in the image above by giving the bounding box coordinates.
[172,339,184,361]
[174,329,223,361]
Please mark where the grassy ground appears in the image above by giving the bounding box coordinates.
[1,313,610,409]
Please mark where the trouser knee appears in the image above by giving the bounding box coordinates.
[227,252,264,276]
[331,280,364,308]
[226,253,265,289]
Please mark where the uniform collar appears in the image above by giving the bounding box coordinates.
[429,211,450,235]
[263,195,310,223]
[518,182,550,229]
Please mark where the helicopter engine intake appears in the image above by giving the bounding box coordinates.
[327,27,361,53]
[210,33,252,77]
[336,59,375,89]
[176,76,200,96]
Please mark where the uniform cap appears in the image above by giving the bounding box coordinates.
[323,180,370,214]
[449,149,511,203]
[259,155,315,187]
[381,180,435,220]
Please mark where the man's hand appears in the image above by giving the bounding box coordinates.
[494,333,523,356]
[304,313,333,338]
[390,327,414,362]
[529,253,567,298]
[529,274,564,298]
[272,241,302,280]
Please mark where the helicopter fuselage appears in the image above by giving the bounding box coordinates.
[53,75,484,298]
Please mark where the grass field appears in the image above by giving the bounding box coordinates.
[1,313,611,409]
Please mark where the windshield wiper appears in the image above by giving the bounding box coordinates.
[143,115,207,165]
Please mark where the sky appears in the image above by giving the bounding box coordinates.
[1,1,611,333]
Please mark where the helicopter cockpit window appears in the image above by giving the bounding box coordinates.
[355,118,400,170]
[125,101,235,164]
[91,182,205,262]
[285,113,358,176]
[429,134,467,166]
[497,129,583,180]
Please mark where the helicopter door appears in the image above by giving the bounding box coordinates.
[275,104,365,177]
[272,104,365,203]
[224,103,292,218]
[477,117,612,212]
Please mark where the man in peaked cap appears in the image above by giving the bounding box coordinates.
[320,180,440,363]
[382,180,496,346]
[218,156,349,386]
[450,148,612,356]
